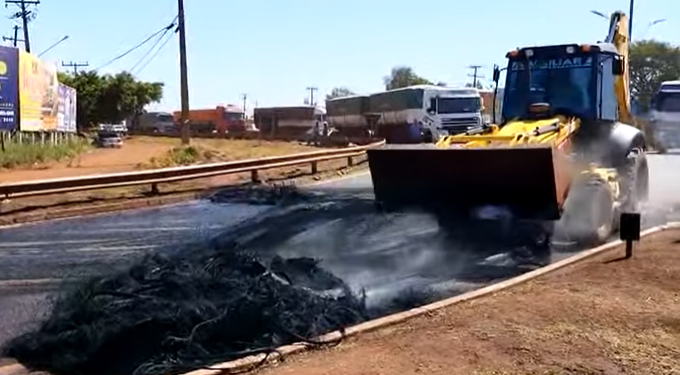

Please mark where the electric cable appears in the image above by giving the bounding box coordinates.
[131,27,176,75]
[95,15,177,71]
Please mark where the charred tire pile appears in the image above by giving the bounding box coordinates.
[2,245,367,375]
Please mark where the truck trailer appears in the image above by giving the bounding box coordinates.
[254,105,326,139]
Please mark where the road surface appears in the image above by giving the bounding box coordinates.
[1,154,679,348]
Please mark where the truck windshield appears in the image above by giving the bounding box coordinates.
[437,97,480,114]
[503,56,593,119]
[653,92,680,112]
[224,112,244,121]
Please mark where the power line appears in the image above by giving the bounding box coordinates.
[5,0,38,52]
[129,17,178,73]
[95,16,177,71]
[132,31,175,75]
[129,26,174,73]
[62,61,88,74]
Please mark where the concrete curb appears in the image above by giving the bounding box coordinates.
[181,222,680,375]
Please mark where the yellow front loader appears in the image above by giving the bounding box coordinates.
[367,11,649,246]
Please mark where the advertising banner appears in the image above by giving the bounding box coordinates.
[0,46,18,131]
[57,83,77,133]
[19,50,59,132]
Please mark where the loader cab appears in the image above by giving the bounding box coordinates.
[495,43,624,125]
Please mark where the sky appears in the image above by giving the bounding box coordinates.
[13,0,679,114]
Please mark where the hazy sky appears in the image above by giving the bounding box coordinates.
[17,0,678,113]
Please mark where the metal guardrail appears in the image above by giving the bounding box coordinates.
[0,140,385,200]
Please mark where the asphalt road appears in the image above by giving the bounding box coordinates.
[1,154,679,348]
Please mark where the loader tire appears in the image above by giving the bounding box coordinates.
[618,147,649,213]
[553,177,615,248]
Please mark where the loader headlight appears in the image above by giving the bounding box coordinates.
[566,46,575,54]
[525,49,534,57]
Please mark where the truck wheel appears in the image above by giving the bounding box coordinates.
[553,177,615,248]
[618,148,649,213]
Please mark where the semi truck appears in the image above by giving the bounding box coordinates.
[326,85,486,143]
[172,104,246,135]
[649,80,680,152]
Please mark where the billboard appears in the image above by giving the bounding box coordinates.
[57,83,77,133]
[0,46,18,131]
[19,50,59,131]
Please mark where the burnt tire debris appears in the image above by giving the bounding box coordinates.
[3,185,570,375]
[3,244,367,375]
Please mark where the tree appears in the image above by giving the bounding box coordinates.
[383,66,433,90]
[58,71,164,130]
[326,87,355,100]
[629,40,680,112]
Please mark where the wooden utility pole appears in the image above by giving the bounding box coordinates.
[2,25,22,47]
[5,0,39,52]
[241,93,247,114]
[61,61,88,74]
[177,0,190,145]
[467,65,484,88]
[306,86,318,106]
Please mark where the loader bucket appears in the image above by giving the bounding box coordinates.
[366,144,570,221]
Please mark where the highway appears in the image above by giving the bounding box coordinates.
[1,154,679,348]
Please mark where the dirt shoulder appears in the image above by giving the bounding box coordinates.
[0,136,321,183]
[257,229,680,375]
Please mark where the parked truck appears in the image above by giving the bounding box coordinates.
[326,85,486,143]
[129,111,177,134]
[254,105,326,139]
[173,104,246,135]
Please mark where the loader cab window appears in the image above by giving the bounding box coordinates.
[597,54,617,121]
[502,55,595,121]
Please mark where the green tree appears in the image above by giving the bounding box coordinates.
[58,71,164,129]
[629,40,680,112]
[326,86,356,100]
[383,66,433,90]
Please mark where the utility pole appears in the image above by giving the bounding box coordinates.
[2,25,21,47]
[241,93,247,115]
[628,0,634,41]
[467,65,484,88]
[306,86,318,107]
[177,0,190,145]
[61,61,88,74]
[5,0,39,53]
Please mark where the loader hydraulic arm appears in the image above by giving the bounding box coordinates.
[606,11,633,125]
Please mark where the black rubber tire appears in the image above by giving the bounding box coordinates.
[553,177,615,247]
[618,148,649,213]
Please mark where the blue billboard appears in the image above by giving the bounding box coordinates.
[0,45,18,131]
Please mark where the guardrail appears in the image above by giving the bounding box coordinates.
[0,140,385,201]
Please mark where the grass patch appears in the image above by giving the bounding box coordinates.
[0,136,90,169]
[144,145,222,168]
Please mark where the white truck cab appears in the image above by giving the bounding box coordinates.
[423,87,484,138]
[650,80,680,152]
